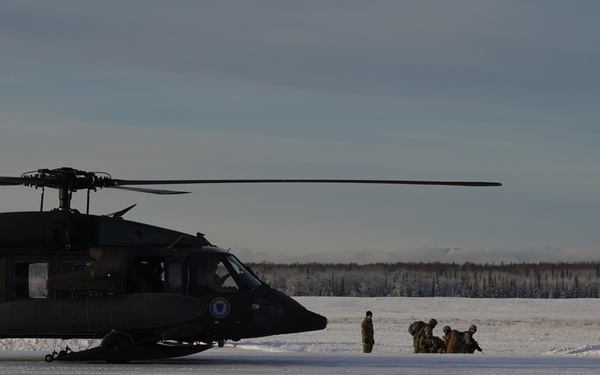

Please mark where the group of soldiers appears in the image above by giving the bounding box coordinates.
[361,311,482,354]
[410,318,483,354]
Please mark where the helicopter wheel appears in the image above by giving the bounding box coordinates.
[101,330,135,363]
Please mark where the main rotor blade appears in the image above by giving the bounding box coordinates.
[1,170,503,190]
[0,176,74,187]
[111,186,190,195]
[117,179,502,187]
[0,177,42,185]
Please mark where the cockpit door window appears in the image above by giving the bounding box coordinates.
[226,256,262,291]
[196,259,239,293]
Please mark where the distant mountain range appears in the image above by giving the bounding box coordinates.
[235,246,599,264]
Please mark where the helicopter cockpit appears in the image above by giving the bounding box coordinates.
[194,255,263,294]
[230,256,262,289]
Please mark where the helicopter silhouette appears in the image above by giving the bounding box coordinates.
[0,167,501,362]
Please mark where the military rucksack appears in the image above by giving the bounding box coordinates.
[446,329,465,353]
[408,320,425,336]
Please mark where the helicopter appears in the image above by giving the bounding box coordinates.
[0,167,501,363]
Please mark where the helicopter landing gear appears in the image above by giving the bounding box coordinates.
[101,330,135,349]
[45,336,213,363]
[100,330,136,363]
[44,331,136,363]
[44,346,73,362]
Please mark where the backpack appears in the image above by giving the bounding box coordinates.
[408,321,425,336]
[446,330,464,353]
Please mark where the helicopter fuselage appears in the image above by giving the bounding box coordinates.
[0,210,327,353]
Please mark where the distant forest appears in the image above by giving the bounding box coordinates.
[247,262,600,298]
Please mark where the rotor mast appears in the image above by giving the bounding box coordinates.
[20,167,104,213]
[58,186,72,211]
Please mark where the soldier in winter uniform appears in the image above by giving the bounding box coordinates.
[446,325,483,353]
[462,324,483,353]
[361,310,374,353]
[413,318,438,353]
[440,326,452,353]
[419,327,445,353]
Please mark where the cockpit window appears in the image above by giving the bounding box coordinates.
[197,259,238,292]
[225,256,262,291]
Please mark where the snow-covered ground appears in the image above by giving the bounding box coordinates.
[1,297,600,374]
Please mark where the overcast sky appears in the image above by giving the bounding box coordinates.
[1,1,599,263]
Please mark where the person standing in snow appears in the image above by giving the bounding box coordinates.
[361,310,374,353]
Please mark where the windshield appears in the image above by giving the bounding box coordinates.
[225,256,262,291]
[196,258,239,293]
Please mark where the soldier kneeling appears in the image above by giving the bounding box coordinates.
[446,325,482,354]
[419,327,445,353]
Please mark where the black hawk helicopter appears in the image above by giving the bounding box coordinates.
[0,167,501,362]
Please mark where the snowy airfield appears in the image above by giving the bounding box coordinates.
[1,297,600,374]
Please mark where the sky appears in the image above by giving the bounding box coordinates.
[2,297,600,374]
[1,1,599,264]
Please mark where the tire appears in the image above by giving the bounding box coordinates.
[101,330,135,364]
[101,330,135,348]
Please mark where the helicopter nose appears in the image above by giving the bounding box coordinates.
[296,308,328,332]
[276,292,327,334]
[253,289,327,335]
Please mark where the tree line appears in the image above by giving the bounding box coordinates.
[247,261,600,298]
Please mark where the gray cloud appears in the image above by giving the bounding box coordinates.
[1,1,599,263]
